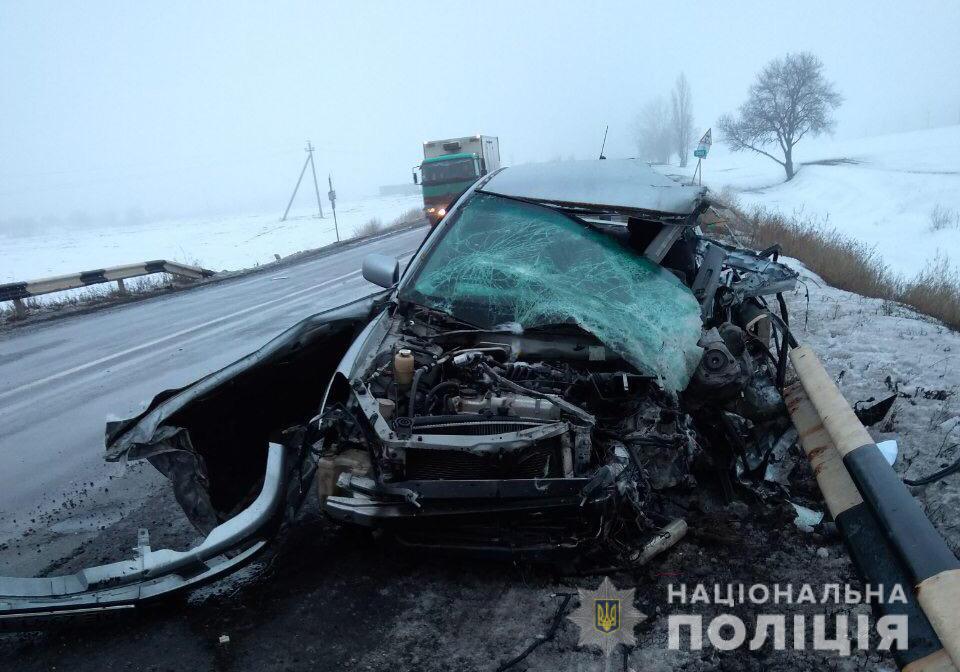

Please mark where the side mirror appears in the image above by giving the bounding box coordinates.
[362,253,400,289]
[412,171,419,185]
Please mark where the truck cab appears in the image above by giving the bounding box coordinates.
[414,135,500,225]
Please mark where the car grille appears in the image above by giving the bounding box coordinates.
[404,444,556,480]
[409,414,548,436]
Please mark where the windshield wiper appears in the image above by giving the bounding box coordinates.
[426,321,595,341]
[401,298,481,330]
[522,321,602,340]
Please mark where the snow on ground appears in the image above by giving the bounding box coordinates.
[678,125,960,278]
[783,259,960,555]
[0,192,423,283]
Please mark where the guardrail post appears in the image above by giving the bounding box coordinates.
[12,298,27,319]
[116,278,128,296]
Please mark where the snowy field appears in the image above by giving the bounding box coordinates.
[1,192,423,284]
[7,127,957,287]
[680,125,960,278]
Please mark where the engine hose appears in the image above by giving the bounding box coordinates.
[769,307,798,348]
[408,366,429,420]
[423,381,459,413]
[904,453,960,486]
[775,320,789,390]
[776,292,790,327]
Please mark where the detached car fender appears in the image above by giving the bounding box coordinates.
[0,443,287,629]
[105,289,391,532]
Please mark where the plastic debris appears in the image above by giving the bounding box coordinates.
[877,439,898,466]
[791,502,824,532]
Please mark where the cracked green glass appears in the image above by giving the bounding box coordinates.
[402,193,703,391]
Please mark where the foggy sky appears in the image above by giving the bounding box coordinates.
[2,0,959,224]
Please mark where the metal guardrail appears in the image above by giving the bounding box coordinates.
[0,260,215,318]
[789,346,960,671]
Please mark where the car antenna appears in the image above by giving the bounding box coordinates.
[598,125,608,160]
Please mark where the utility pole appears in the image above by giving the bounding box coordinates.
[327,174,339,242]
[281,141,325,221]
[307,142,324,218]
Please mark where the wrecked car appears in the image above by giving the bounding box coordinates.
[9,159,958,669]
[0,159,801,620]
[314,176,798,559]
[0,160,796,611]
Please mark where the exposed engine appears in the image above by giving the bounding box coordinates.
[362,343,660,482]
[314,299,789,564]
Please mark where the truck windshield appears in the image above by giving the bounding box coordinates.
[421,157,478,185]
[400,193,704,391]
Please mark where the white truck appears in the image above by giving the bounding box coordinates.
[414,135,501,224]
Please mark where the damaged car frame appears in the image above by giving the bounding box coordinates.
[4,160,959,671]
[0,159,797,618]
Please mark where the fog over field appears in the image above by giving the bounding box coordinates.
[2,0,959,229]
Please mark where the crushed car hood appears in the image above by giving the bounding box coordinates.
[481,159,706,216]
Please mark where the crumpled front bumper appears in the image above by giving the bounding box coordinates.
[0,443,288,630]
[325,474,593,521]
[323,473,610,558]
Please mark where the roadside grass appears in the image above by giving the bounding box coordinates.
[930,203,960,232]
[900,253,960,331]
[737,207,899,300]
[719,199,960,331]
[354,217,384,238]
[352,207,424,240]
[0,274,176,323]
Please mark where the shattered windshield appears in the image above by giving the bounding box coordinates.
[401,192,704,391]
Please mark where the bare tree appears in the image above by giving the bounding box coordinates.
[670,73,695,167]
[717,52,842,181]
[634,97,672,164]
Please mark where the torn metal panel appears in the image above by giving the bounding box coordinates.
[644,223,685,263]
[699,238,799,298]
[106,290,390,532]
[691,242,727,318]
[0,443,288,627]
[5,158,840,626]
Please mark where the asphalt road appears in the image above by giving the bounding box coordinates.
[0,226,427,571]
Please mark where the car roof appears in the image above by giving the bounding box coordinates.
[480,159,705,216]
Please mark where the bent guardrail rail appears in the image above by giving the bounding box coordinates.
[0,260,216,318]
[789,346,960,671]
